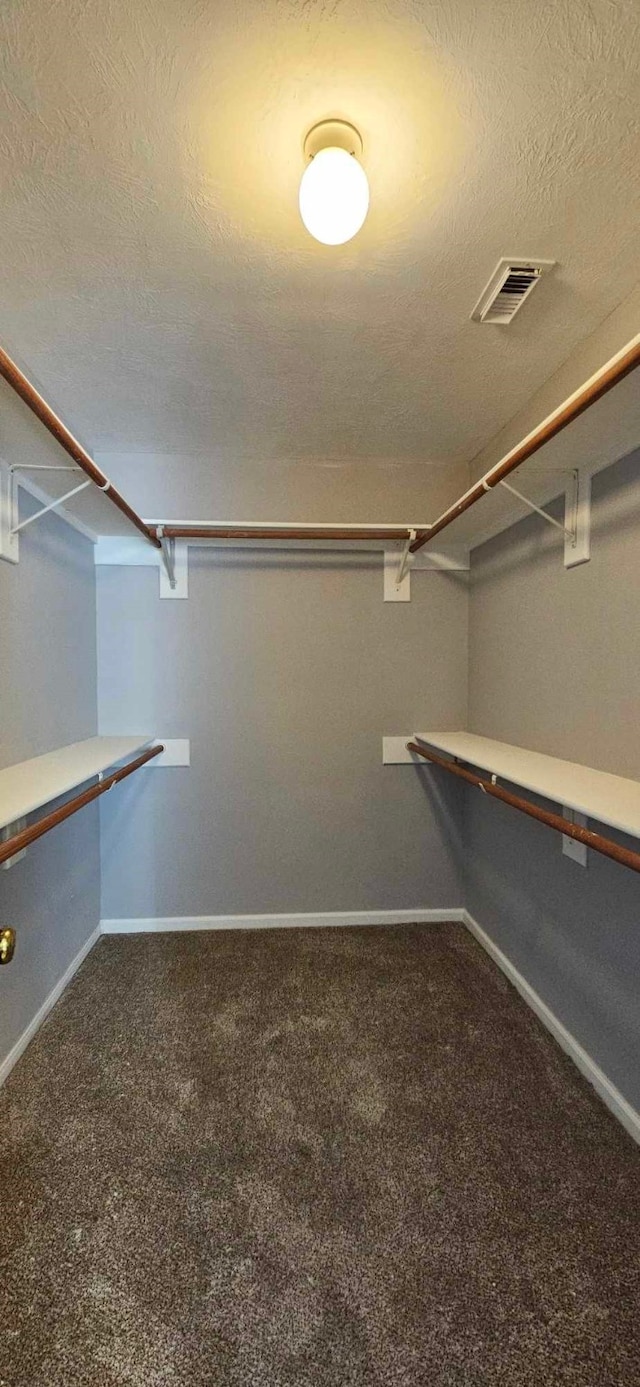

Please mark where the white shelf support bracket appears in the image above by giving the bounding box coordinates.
[396,529,416,588]
[0,459,19,564]
[10,478,91,536]
[384,535,414,602]
[384,539,469,600]
[2,461,100,561]
[157,531,189,599]
[1,819,27,869]
[157,526,176,589]
[498,473,591,569]
[498,478,573,540]
[564,468,591,568]
[562,807,588,865]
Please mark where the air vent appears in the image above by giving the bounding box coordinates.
[471,257,555,324]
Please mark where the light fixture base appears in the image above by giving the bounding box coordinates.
[303,120,363,161]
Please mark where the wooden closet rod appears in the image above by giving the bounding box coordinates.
[0,745,163,867]
[406,741,640,876]
[161,525,421,542]
[0,345,161,549]
[410,334,640,553]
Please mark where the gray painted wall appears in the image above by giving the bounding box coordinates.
[0,491,100,1072]
[97,549,468,918]
[466,449,640,1110]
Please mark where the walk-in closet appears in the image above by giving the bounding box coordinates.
[1,2,639,1383]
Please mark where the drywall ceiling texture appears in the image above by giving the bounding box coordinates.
[1,0,640,479]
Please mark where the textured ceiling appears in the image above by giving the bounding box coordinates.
[1,0,639,468]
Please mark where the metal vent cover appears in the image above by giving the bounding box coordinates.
[471,258,555,324]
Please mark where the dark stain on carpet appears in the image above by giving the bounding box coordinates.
[0,923,638,1385]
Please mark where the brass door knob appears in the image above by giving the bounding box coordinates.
[0,928,16,965]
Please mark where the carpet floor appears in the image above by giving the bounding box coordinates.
[0,923,638,1386]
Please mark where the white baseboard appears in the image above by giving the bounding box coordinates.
[0,924,101,1088]
[462,911,640,1147]
[101,908,466,935]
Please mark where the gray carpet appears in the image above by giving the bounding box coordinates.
[1,923,638,1386]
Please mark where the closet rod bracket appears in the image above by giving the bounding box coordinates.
[1,819,27,870]
[10,479,92,536]
[0,459,18,564]
[156,526,177,590]
[498,468,591,568]
[564,467,591,568]
[156,533,188,598]
[497,479,574,540]
[396,529,417,589]
[1,459,97,562]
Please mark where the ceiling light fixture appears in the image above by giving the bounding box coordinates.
[299,120,369,246]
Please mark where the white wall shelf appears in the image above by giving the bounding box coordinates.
[0,736,155,831]
[386,731,640,841]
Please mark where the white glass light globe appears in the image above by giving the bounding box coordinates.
[299,146,369,246]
